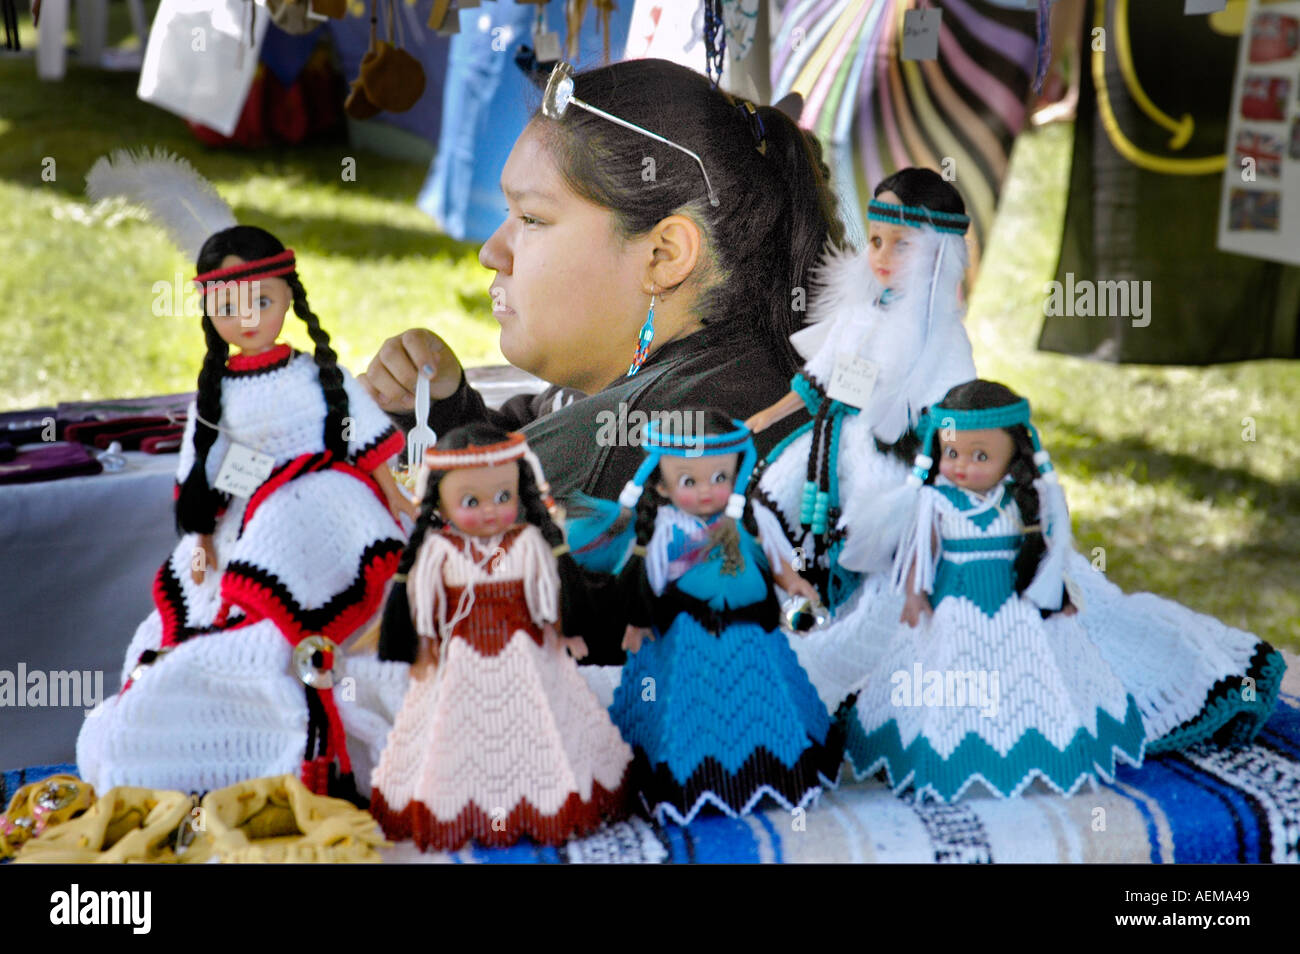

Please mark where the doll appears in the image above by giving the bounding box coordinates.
[845,380,1286,802]
[568,411,842,825]
[745,167,977,612]
[77,153,412,800]
[369,424,632,851]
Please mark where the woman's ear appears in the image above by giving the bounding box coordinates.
[646,214,702,293]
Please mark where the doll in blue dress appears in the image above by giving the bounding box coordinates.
[847,380,1286,802]
[568,410,843,824]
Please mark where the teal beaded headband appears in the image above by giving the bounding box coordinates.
[868,199,971,236]
[909,397,1054,485]
[620,417,757,520]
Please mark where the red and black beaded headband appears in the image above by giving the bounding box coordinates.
[192,249,297,287]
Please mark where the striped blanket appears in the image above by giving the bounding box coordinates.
[7,653,1298,864]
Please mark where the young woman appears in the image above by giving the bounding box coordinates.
[362,58,849,661]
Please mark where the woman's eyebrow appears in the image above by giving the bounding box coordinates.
[502,184,559,204]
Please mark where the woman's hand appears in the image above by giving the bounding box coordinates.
[190,534,216,584]
[900,592,932,628]
[744,390,802,434]
[622,625,654,654]
[359,329,464,413]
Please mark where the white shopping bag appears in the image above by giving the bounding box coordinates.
[137,0,270,137]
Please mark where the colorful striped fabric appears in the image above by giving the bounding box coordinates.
[771,0,1040,268]
[8,653,1297,863]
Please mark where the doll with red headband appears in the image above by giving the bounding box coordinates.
[369,424,632,850]
[77,151,413,802]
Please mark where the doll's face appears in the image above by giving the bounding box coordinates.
[479,123,674,394]
[937,428,1016,495]
[656,453,738,517]
[436,463,521,537]
[203,258,292,356]
[867,190,915,289]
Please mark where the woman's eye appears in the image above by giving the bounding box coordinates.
[257,296,271,309]
[460,495,478,508]
[677,475,695,489]
[975,451,988,462]
[493,489,512,505]
[870,236,881,248]
[711,471,729,485]
[945,447,958,458]
[518,215,540,226]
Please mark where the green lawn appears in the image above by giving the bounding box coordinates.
[1,15,1296,650]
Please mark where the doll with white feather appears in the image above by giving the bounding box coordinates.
[746,168,976,612]
[76,150,413,803]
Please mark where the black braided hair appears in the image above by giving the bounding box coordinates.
[284,272,349,459]
[175,311,230,534]
[923,380,1047,596]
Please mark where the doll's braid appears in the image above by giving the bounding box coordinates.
[378,488,442,663]
[285,275,349,460]
[176,313,230,535]
[1005,424,1047,595]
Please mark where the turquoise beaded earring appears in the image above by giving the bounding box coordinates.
[626,287,656,376]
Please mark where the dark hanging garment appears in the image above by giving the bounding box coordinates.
[1040,0,1300,364]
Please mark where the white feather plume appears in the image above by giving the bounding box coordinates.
[85,147,236,260]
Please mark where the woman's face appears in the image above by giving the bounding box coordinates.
[203,257,291,356]
[867,190,915,289]
[479,123,649,394]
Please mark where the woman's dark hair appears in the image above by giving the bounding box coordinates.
[874,167,967,217]
[923,380,1046,595]
[378,423,585,662]
[531,58,849,377]
[177,225,348,535]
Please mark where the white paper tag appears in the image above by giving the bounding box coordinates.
[826,354,879,409]
[901,9,941,62]
[535,26,562,63]
[1184,0,1226,14]
[214,442,275,498]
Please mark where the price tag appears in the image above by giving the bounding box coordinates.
[534,25,562,63]
[1184,0,1226,14]
[825,353,879,409]
[901,9,941,62]
[214,442,275,498]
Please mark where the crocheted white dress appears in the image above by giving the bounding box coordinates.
[369,523,632,850]
[77,344,410,794]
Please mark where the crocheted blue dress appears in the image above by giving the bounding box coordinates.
[606,506,842,825]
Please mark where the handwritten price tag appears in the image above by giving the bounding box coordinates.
[901,9,941,62]
[214,442,275,498]
[826,354,880,409]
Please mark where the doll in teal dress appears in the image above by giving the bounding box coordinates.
[568,410,843,824]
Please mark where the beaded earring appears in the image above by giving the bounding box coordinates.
[626,287,656,377]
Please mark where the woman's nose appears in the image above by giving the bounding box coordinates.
[479,221,511,273]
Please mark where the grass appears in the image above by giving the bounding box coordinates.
[1,9,1296,650]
